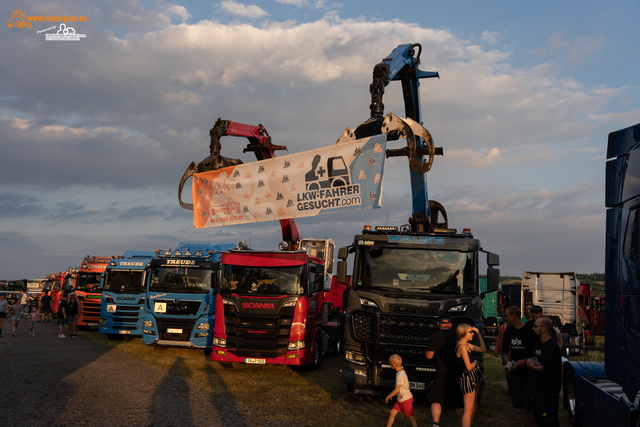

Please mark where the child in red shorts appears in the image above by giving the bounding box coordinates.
[385,354,418,427]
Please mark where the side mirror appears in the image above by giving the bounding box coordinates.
[337,246,349,261]
[485,268,500,293]
[486,251,500,267]
[337,261,347,284]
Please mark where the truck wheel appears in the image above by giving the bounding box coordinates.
[311,331,322,370]
[564,370,582,426]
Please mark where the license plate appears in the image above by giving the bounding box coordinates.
[245,358,266,364]
[409,381,425,390]
[87,323,98,327]
[167,328,182,333]
[118,330,131,335]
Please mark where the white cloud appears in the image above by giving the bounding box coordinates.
[219,1,268,18]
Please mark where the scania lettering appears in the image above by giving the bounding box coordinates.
[142,243,235,348]
[99,251,155,339]
[335,44,499,393]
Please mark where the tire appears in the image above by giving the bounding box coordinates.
[310,331,322,370]
[564,370,583,426]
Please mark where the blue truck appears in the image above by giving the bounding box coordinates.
[562,122,640,426]
[99,250,156,339]
[142,242,235,348]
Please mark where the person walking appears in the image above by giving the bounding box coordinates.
[28,306,39,336]
[504,306,536,427]
[10,298,22,336]
[426,318,464,427]
[455,324,486,427]
[527,316,562,426]
[67,292,79,337]
[385,354,418,427]
[57,292,69,338]
[0,294,8,337]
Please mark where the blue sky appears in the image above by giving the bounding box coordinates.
[1,0,639,279]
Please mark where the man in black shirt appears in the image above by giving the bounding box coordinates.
[527,316,562,427]
[505,306,536,427]
[426,318,463,427]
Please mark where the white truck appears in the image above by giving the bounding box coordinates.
[521,271,584,356]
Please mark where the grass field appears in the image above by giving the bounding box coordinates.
[78,330,593,427]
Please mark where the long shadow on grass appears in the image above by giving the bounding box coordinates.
[151,356,196,426]
[203,363,250,427]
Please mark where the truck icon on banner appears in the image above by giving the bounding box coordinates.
[305,155,351,191]
[7,8,32,28]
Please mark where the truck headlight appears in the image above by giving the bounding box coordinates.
[345,350,366,365]
[105,295,114,303]
[283,299,298,308]
[447,304,467,312]
[359,298,379,311]
[99,318,107,324]
[143,320,153,327]
[197,323,210,330]
[213,337,226,347]
[288,340,305,351]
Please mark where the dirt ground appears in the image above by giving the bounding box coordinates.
[0,320,300,427]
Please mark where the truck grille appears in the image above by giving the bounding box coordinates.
[352,310,439,345]
[154,300,201,316]
[112,305,142,326]
[80,300,102,321]
[223,309,292,357]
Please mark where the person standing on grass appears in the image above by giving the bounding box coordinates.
[455,324,486,427]
[385,354,418,427]
[426,318,464,427]
[57,292,69,338]
[527,316,561,427]
[504,306,536,427]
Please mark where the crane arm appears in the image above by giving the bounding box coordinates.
[178,119,300,245]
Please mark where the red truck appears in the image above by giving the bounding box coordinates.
[578,282,596,344]
[211,237,337,368]
[63,256,112,329]
[42,270,71,314]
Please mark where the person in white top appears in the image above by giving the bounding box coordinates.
[385,354,418,427]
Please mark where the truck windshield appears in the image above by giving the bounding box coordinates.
[355,247,477,295]
[103,271,145,293]
[76,273,103,293]
[148,267,211,294]
[62,275,76,293]
[42,280,53,292]
[220,265,305,296]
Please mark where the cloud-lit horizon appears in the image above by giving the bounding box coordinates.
[1,0,637,279]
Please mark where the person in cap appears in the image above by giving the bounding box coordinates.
[528,305,563,349]
[426,318,464,427]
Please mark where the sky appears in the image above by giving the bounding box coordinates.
[1,0,639,280]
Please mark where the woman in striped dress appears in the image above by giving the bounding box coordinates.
[455,323,486,427]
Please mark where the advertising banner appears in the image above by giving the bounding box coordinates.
[191,134,386,228]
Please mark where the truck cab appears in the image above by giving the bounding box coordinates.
[142,243,235,348]
[64,256,112,329]
[338,224,499,392]
[99,251,156,339]
[211,241,330,367]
